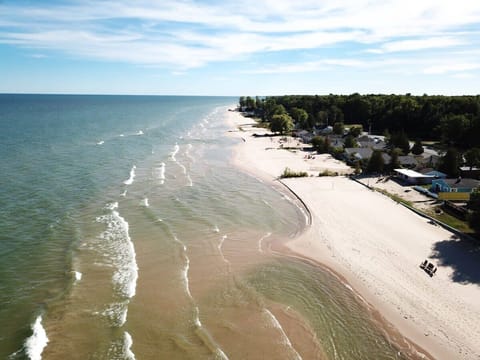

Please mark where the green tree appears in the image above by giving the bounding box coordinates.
[467,191,480,234]
[333,122,345,135]
[464,148,480,170]
[389,131,410,155]
[239,96,246,108]
[290,107,309,129]
[439,114,469,146]
[349,126,362,138]
[245,96,256,110]
[344,135,357,148]
[270,114,293,135]
[311,136,330,153]
[389,148,401,171]
[438,148,460,177]
[411,139,424,155]
[367,150,385,173]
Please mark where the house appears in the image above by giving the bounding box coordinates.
[320,126,333,135]
[329,135,345,149]
[398,155,419,169]
[459,166,480,179]
[344,148,390,164]
[422,170,447,179]
[295,130,314,143]
[357,135,386,150]
[394,169,434,185]
[431,178,480,193]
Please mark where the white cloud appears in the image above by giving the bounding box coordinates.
[0,0,480,72]
[370,36,467,53]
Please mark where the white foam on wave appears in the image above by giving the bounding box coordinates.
[156,162,166,184]
[121,190,127,197]
[182,252,192,299]
[258,232,272,253]
[24,315,49,360]
[215,348,229,360]
[178,162,187,175]
[74,271,82,281]
[141,198,149,207]
[119,134,125,137]
[218,235,230,265]
[102,302,128,327]
[185,144,194,162]
[218,235,227,252]
[193,306,202,327]
[186,175,193,187]
[97,140,105,145]
[263,309,302,360]
[135,130,144,136]
[97,209,138,300]
[105,202,119,210]
[170,143,180,161]
[213,226,220,233]
[174,236,193,299]
[123,332,136,360]
[124,166,136,185]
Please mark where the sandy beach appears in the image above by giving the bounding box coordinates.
[227,110,480,360]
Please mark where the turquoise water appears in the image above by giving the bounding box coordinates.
[0,95,414,359]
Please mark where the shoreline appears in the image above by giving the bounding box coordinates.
[226,109,480,360]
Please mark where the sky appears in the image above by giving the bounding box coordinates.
[1,0,480,96]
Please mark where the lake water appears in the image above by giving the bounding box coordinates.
[0,95,413,359]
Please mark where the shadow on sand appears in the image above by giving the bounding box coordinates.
[431,235,480,285]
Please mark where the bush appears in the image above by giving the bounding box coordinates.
[280,167,308,178]
[318,170,337,177]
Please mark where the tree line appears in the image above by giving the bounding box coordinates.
[239,94,480,149]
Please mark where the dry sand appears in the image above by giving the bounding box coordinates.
[227,110,480,360]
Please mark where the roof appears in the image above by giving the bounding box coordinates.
[424,170,447,178]
[444,178,480,189]
[394,169,433,178]
[460,166,480,171]
[398,155,418,166]
[345,147,372,159]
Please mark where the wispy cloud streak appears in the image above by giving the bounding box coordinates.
[1,0,480,72]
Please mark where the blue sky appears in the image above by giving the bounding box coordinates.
[1,0,480,95]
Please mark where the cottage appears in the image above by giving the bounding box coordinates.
[296,130,313,143]
[398,155,418,169]
[394,169,434,185]
[357,135,386,150]
[344,148,390,164]
[431,178,480,193]
[320,126,333,135]
[459,166,480,179]
[422,170,447,179]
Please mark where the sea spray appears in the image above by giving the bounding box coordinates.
[123,332,136,360]
[124,166,136,185]
[24,316,49,360]
[96,204,138,326]
[102,302,129,327]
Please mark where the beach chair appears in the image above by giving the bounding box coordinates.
[425,262,437,277]
[420,260,427,269]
